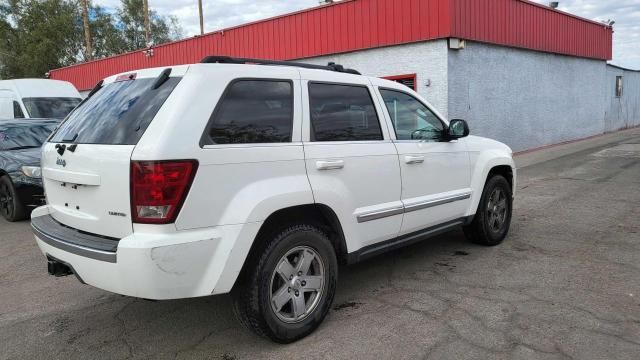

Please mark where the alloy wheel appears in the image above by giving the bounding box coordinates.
[0,182,13,219]
[486,188,508,233]
[269,246,325,323]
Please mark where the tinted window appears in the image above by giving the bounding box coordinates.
[380,89,443,141]
[13,101,25,119]
[0,122,57,150]
[204,80,293,145]
[309,83,382,142]
[50,77,181,145]
[22,97,81,119]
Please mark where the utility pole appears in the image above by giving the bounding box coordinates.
[198,0,204,35]
[81,0,93,60]
[143,0,150,46]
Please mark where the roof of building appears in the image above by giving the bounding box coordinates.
[50,0,614,91]
[607,63,640,73]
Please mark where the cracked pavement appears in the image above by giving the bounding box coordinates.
[1,129,639,359]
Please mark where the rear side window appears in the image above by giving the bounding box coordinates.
[50,76,181,145]
[309,83,383,142]
[202,80,293,145]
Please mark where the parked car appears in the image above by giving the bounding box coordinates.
[0,119,59,221]
[0,79,82,120]
[31,57,515,343]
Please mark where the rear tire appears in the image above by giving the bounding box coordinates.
[463,175,512,246]
[232,224,338,343]
[0,175,26,222]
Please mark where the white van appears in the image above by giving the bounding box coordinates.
[0,79,82,120]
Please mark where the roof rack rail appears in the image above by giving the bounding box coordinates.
[200,56,361,75]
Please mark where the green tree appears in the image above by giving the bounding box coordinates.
[118,0,182,51]
[0,0,183,79]
[88,4,127,58]
[0,0,82,78]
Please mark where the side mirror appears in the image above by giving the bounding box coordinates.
[447,119,470,140]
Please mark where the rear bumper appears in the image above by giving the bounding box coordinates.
[32,207,261,300]
[32,215,119,262]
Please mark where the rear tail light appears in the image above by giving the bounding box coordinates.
[130,160,198,224]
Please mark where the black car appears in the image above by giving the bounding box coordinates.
[0,119,59,221]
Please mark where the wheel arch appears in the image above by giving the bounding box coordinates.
[488,165,514,191]
[230,203,348,293]
[252,203,347,264]
[466,153,516,217]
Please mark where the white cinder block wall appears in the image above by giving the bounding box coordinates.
[447,41,609,152]
[301,40,450,118]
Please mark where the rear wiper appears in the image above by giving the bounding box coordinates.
[5,145,41,150]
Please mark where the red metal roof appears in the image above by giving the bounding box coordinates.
[51,0,613,91]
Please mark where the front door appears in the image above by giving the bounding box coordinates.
[377,88,471,235]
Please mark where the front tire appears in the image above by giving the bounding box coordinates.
[232,224,338,343]
[463,175,512,246]
[0,175,26,222]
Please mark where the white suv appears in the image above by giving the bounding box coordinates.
[32,57,515,343]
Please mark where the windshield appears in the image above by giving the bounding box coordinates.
[22,97,82,119]
[49,76,182,145]
[0,122,58,150]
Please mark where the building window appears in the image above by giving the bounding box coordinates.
[204,80,293,145]
[382,74,417,91]
[308,83,383,142]
[616,76,623,97]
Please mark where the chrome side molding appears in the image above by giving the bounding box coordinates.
[403,192,472,214]
[357,192,472,223]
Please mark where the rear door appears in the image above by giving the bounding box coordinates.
[40,67,185,239]
[301,71,403,251]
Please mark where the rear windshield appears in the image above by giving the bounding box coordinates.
[50,76,182,145]
[23,97,81,119]
[0,122,58,150]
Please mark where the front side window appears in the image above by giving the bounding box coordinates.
[50,77,181,145]
[309,83,383,142]
[380,89,443,141]
[12,101,25,119]
[203,80,293,145]
[22,97,81,119]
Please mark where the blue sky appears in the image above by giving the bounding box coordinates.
[95,0,639,69]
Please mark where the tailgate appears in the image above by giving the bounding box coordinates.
[42,143,134,239]
[38,67,185,239]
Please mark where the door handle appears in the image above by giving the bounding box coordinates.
[316,160,345,170]
[404,155,425,164]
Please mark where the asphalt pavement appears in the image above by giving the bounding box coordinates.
[1,128,639,359]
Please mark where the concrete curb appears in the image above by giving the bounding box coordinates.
[514,126,640,169]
